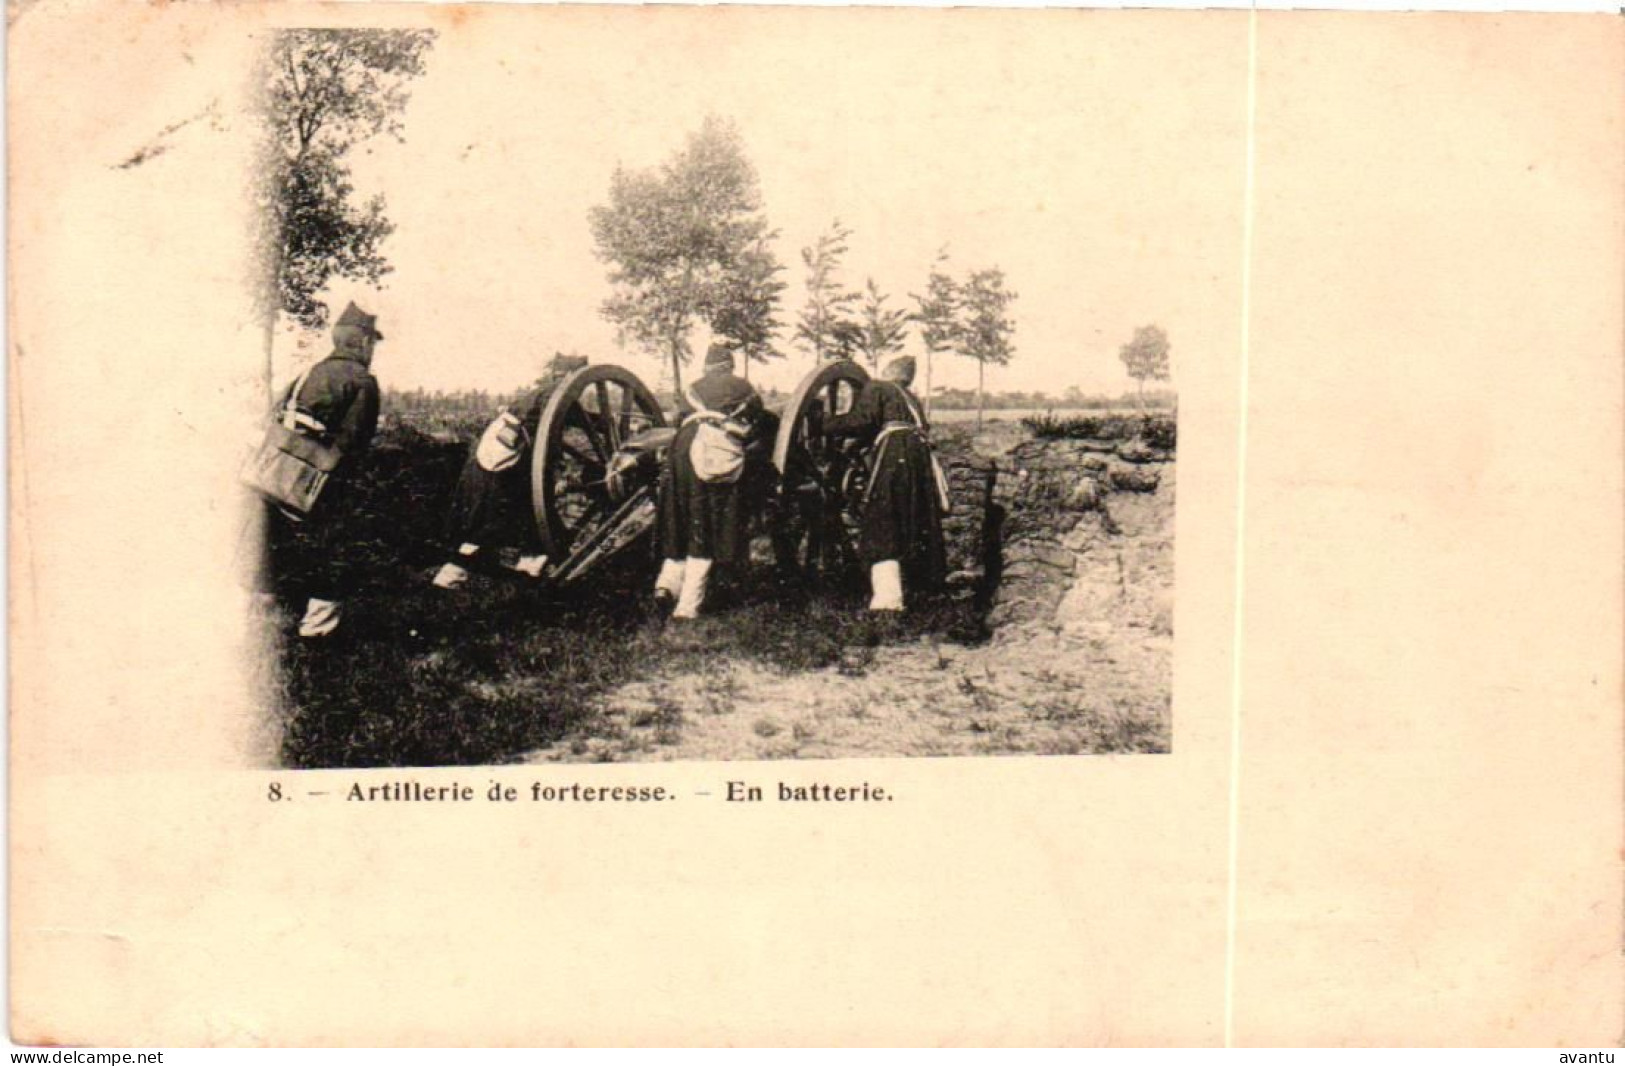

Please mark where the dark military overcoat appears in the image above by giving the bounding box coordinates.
[824,379,947,589]
[656,370,765,566]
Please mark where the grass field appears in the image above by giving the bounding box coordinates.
[254,408,1175,767]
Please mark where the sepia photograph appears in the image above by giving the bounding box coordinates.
[10,1,1620,1047]
[237,12,1208,769]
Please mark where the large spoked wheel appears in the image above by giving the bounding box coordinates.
[770,359,871,583]
[531,365,667,558]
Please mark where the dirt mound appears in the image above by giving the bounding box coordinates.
[989,437,1175,635]
[934,443,999,588]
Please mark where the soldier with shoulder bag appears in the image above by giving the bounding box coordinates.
[432,353,590,589]
[822,356,949,612]
[653,344,766,619]
[244,301,384,639]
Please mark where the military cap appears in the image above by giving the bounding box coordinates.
[881,356,917,384]
[702,343,735,375]
[335,301,384,340]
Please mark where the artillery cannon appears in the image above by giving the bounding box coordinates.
[522,359,874,588]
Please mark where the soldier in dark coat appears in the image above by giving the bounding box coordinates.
[433,353,589,588]
[263,301,383,638]
[654,344,767,619]
[823,356,948,611]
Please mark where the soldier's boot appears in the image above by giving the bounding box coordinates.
[433,543,481,589]
[432,564,470,589]
[299,597,343,638]
[654,558,686,610]
[671,558,711,620]
[868,560,905,612]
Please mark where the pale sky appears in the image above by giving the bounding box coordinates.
[291,8,1247,396]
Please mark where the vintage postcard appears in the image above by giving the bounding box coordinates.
[8,1,1621,1047]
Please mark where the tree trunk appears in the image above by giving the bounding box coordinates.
[976,357,985,431]
[673,263,693,403]
[924,349,933,420]
[262,313,276,404]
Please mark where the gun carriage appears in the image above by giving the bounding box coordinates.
[524,360,874,588]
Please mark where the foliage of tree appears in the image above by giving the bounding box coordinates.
[909,248,960,414]
[957,266,1018,429]
[252,29,435,341]
[1118,324,1172,411]
[589,116,781,394]
[709,236,788,380]
[854,278,910,369]
[795,220,862,363]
